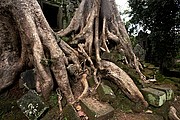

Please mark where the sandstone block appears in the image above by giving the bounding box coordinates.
[80,97,114,120]
[141,88,166,107]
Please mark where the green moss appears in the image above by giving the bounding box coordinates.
[101,50,143,86]
[0,98,27,120]
[97,83,116,102]
[115,61,143,86]
[102,80,119,92]
[111,90,134,113]
[156,72,165,82]
[143,68,154,78]
[49,92,58,107]
[40,58,53,67]
[88,76,96,87]
[61,37,71,42]
[149,101,170,120]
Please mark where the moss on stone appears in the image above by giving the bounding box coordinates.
[111,89,134,113]
[97,83,116,102]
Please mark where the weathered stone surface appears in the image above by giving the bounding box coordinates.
[17,90,48,120]
[41,106,60,120]
[19,69,36,89]
[133,44,146,61]
[102,79,119,92]
[152,86,174,101]
[141,88,166,107]
[88,76,96,87]
[62,104,80,120]
[97,83,116,102]
[80,97,114,120]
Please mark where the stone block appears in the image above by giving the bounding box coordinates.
[102,79,119,93]
[141,88,166,107]
[19,69,36,89]
[17,90,48,120]
[80,97,114,120]
[152,86,174,100]
[62,104,80,120]
[87,76,96,87]
[97,83,116,102]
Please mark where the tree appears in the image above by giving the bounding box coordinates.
[0,0,148,110]
[128,0,179,73]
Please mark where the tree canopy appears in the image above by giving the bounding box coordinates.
[128,0,179,73]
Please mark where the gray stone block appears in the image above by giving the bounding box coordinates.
[62,104,81,120]
[17,90,48,120]
[141,87,166,107]
[97,83,116,102]
[80,97,114,120]
[19,69,36,89]
[152,86,174,101]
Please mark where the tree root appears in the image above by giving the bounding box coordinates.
[57,0,146,82]
[169,106,180,120]
[4,0,76,103]
[56,88,63,113]
[99,60,148,107]
[78,44,99,84]
[56,0,148,108]
[0,0,149,113]
[78,72,89,100]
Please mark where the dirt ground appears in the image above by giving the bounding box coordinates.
[0,78,180,120]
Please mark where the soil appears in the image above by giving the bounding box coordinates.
[113,110,164,120]
[0,69,180,120]
[0,82,28,120]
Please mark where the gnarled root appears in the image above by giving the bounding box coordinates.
[57,0,146,83]
[99,60,148,108]
[6,0,76,103]
[169,106,180,120]
[78,72,89,100]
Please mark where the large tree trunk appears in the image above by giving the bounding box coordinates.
[0,0,148,110]
[0,0,75,103]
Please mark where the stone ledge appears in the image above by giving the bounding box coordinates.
[62,104,81,120]
[141,87,166,107]
[152,86,174,101]
[80,97,114,120]
[97,83,116,102]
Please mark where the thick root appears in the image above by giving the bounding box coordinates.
[6,0,76,103]
[169,106,180,120]
[99,60,148,107]
[78,72,89,100]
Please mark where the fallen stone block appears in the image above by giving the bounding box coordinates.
[88,76,96,87]
[102,79,119,92]
[80,97,114,120]
[97,83,116,102]
[141,87,166,107]
[17,90,48,120]
[19,69,36,89]
[62,104,81,120]
[152,86,174,101]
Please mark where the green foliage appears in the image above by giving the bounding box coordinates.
[128,0,179,73]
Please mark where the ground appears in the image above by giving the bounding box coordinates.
[0,62,180,120]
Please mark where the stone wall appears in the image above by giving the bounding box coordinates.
[38,0,80,30]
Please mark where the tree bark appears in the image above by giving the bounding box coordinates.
[0,0,148,110]
[57,0,148,107]
[0,0,75,103]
